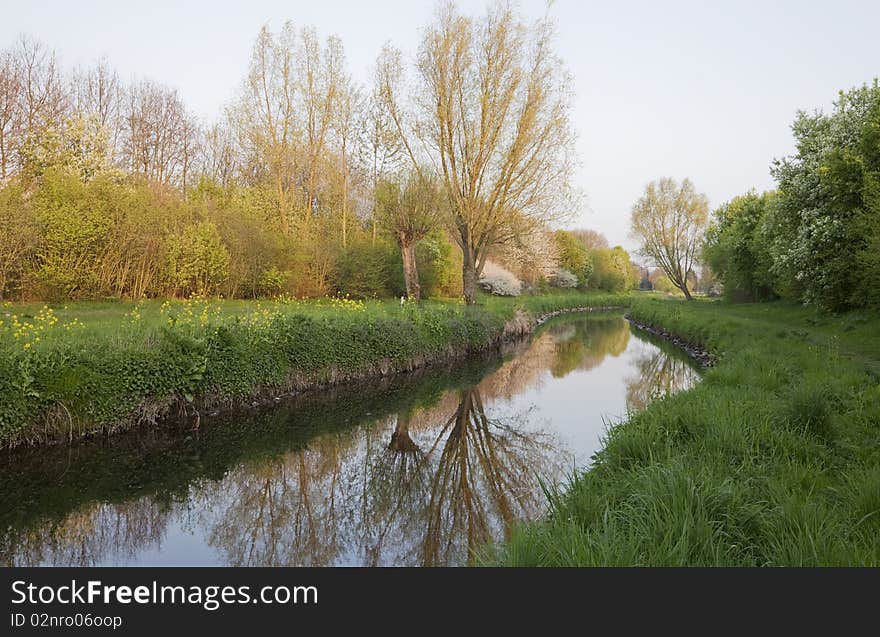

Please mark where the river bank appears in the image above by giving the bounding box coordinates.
[1,311,700,566]
[493,298,880,566]
[0,292,630,448]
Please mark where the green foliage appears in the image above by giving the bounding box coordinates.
[164,222,230,297]
[553,230,593,285]
[333,239,399,299]
[703,191,777,301]
[492,298,880,565]
[31,169,115,300]
[414,232,459,298]
[715,80,880,311]
[0,183,36,300]
[588,246,635,293]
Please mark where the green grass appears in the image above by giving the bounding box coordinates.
[0,290,631,447]
[490,297,880,566]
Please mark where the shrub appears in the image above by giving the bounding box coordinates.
[333,240,398,299]
[553,230,593,285]
[479,261,522,296]
[549,268,578,288]
[164,222,230,297]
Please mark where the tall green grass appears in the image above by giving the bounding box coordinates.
[491,298,880,566]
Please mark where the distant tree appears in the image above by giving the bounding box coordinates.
[123,80,199,189]
[379,3,577,303]
[570,228,608,250]
[0,37,67,180]
[0,49,21,181]
[588,245,635,293]
[553,230,592,285]
[69,58,123,152]
[376,171,443,300]
[231,23,299,235]
[630,177,708,300]
[703,191,776,301]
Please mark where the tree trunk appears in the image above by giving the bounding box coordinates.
[680,282,693,300]
[461,246,478,305]
[400,237,421,300]
[388,412,419,453]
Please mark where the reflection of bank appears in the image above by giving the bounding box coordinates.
[625,329,701,413]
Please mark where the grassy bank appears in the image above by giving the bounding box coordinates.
[493,298,880,566]
[0,291,629,448]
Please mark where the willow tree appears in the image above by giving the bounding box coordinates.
[376,171,443,300]
[630,177,708,300]
[379,3,577,304]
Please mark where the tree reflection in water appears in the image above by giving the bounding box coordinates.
[1,315,700,566]
[625,335,700,412]
[420,388,560,565]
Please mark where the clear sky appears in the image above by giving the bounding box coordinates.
[3,0,878,250]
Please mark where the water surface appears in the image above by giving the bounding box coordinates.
[0,313,699,566]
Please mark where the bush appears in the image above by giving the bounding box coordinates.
[164,222,230,297]
[549,268,578,288]
[479,261,522,296]
[588,246,635,292]
[553,230,593,285]
[333,240,398,299]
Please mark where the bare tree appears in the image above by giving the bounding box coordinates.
[380,3,578,303]
[0,50,21,181]
[299,30,343,219]
[231,23,300,234]
[363,49,405,243]
[200,122,240,188]
[123,79,198,188]
[630,177,709,300]
[331,55,360,248]
[14,36,67,144]
[70,58,123,157]
[0,37,67,180]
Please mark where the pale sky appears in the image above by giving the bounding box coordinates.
[3,0,878,250]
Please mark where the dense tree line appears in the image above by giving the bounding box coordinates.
[0,4,630,303]
[704,81,880,310]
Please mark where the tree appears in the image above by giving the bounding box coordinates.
[364,45,405,243]
[14,37,67,155]
[232,23,300,235]
[380,3,577,304]
[703,191,776,301]
[300,30,344,220]
[69,58,123,154]
[0,182,36,298]
[553,230,592,286]
[630,177,708,300]
[570,228,608,250]
[0,37,67,181]
[588,245,634,292]
[123,80,199,188]
[376,171,443,299]
[766,80,880,310]
[0,49,21,181]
